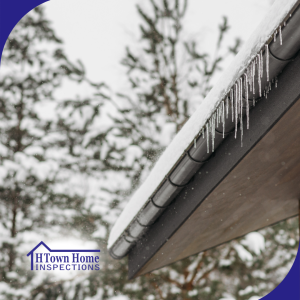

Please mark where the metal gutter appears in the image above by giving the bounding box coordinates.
[129,47,300,279]
[109,2,300,260]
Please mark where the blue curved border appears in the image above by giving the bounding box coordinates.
[0,0,49,66]
[0,0,299,298]
[262,247,300,300]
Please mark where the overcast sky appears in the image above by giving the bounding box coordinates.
[44,0,273,90]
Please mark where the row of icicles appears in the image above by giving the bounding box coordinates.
[193,19,289,152]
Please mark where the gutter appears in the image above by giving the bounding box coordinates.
[109,1,300,260]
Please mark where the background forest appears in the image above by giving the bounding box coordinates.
[0,1,298,300]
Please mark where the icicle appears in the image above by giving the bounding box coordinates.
[235,83,238,139]
[230,88,234,122]
[213,113,216,148]
[244,73,248,102]
[269,81,272,91]
[236,81,239,116]
[244,74,249,129]
[274,30,277,42]
[265,44,269,81]
[212,114,215,152]
[194,139,196,148]
[240,78,243,114]
[275,76,278,88]
[210,116,213,153]
[252,61,255,96]
[240,77,243,144]
[202,127,205,139]
[226,96,229,119]
[260,50,263,78]
[206,123,209,153]
[222,101,225,138]
[279,26,282,45]
[238,79,242,116]
[241,112,243,147]
[248,66,252,93]
[257,53,261,97]
[284,21,286,26]
[240,77,243,115]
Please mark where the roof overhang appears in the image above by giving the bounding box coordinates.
[107,0,300,279]
[128,53,300,277]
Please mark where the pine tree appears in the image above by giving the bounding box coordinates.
[0,6,107,299]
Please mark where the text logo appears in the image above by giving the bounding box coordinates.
[27,241,100,271]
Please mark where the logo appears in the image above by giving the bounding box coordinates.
[27,241,101,271]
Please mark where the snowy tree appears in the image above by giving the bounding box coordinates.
[0,6,108,299]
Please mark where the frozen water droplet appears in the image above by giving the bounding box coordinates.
[275,76,278,88]
[194,138,196,148]
[274,30,277,42]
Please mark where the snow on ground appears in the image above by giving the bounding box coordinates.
[108,0,299,249]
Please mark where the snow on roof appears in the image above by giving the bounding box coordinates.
[108,0,298,250]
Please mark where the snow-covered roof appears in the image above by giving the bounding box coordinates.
[108,0,299,250]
